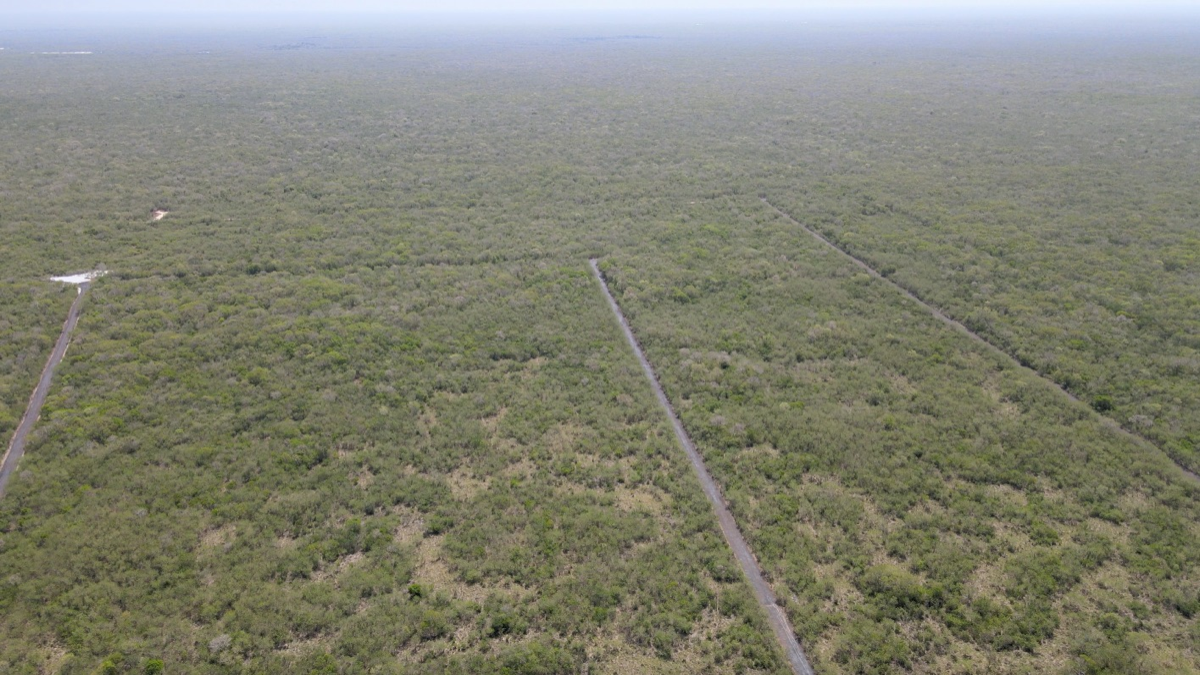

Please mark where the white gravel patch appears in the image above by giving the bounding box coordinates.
[50,271,107,285]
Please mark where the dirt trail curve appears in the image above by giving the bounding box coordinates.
[590,259,816,675]
[761,198,1200,485]
[0,283,90,498]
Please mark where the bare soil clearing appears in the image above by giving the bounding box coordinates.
[50,270,106,285]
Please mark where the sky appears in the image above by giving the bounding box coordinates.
[1,0,1196,13]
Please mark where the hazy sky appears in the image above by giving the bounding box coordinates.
[2,0,1196,13]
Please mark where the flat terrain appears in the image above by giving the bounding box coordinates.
[0,284,90,497]
[0,14,1197,674]
[0,284,76,470]
[600,199,1199,673]
[593,258,815,675]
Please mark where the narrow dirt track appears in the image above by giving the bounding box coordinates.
[590,259,816,675]
[762,198,1200,485]
[0,283,90,498]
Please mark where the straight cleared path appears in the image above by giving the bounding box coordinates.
[590,259,816,675]
[0,283,90,498]
[762,198,1200,485]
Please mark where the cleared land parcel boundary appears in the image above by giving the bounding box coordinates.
[591,258,816,675]
[0,283,91,498]
[762,198,1200,486]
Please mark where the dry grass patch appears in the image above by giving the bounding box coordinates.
[797,473,900,563]
[809,628,840,670]
[481,406,507,433]
[983,482,1028,508]
[410,535,529,604]
[397,629,548,667]
[278,635,333,658]
[672,607,737,667]
[591,651,686,674]
[1059,562,1197,666]
[329,552,364,579]
[1084,517,1130,547]
[412,535,480,601]
[991,520,1035,556]
[1117,490,1153,515]
[36,644,69,675]
[501,458,537,481]
[199,524,236,550]
[543,422,587,454]
[448,467,489,500]
[311,551,366,583]
[392,507,424,547]
[898,618,982,675]
[738,443,781,461]
[982,372,1022,419]
[418,406,438,437]
[814,562,864,615]
[888,370,919,396]
[963,560,1008,603]
[613,483,666,515]
[620,536,663,563]
[519,356,546,380]
[793,519,820,541]
[790,358,839,385]
[908,626,993,675]
[582,607,743,675]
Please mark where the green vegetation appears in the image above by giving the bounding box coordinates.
[751,35,1200,472]
[1,14,1198,674]
[0,283,75,443]
[0,265,786,673]
[601,204,1199,672]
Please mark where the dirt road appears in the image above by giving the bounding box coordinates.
[590,259,816,675]
[762,198,1199,485]
[0,283,90,498]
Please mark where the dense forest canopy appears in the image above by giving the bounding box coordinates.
[0,12,1197,674]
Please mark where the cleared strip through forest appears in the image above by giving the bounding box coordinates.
[761,198,1200,485]
[0,284,91,498]
[589,259,816,675]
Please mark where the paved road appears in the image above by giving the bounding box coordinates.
[590,259,816,675]
[762,198,1199,485]
[0,283,89,498]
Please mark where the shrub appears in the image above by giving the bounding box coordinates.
[859,563,933,620]
[833,617,911,675]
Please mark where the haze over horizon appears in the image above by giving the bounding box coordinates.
[2,0,1198,14]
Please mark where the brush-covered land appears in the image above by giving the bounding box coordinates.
[0,284,75,443]
[0,14,1197,675]
[750,31,1200,473]
[600,198,1199,673]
